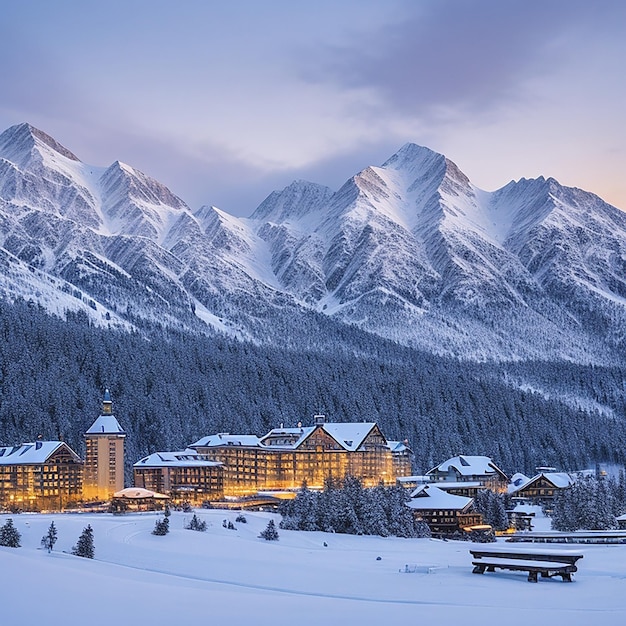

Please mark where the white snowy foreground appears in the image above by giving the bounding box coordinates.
[1,510,625,625]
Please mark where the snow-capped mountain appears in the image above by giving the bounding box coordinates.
[1,122,625,362]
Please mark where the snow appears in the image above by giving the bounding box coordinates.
[407,485,473,510]
[1,509,625,626]
[429,455,501,477]
[85,415,125,435]
[0,441,75,465]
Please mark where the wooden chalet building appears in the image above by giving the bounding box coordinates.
[406,484,483,534]
[185,416,412,498]
[426,455,509,494]
[0,441,83,511]
[510,471,575,504]
[133,449,224,504]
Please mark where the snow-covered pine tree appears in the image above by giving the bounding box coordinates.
[0,518,21,548]
[72,524,94,558]
[185,514,207,532]
[259,519,279,541]
[41,521,58,553]
[152,516,170,536]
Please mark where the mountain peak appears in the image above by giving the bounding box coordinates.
[382,143,445,173]
[251,179,334,223]
[0,122,80,162]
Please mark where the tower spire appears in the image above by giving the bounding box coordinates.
[103,389,112,415]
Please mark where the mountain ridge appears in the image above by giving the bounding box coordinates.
[0,122,625,362]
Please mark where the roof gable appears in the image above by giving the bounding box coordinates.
[428,455,507,479]
[0,441,81,465]
[406,484,473,511]
[86,414,125,435]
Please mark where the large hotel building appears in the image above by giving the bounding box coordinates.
[0,394,412,510]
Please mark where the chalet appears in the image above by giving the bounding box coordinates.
[406,484,483,534]
[617,514,626,530]
[426,455,509,494]
[186,415,412,498]
[133,449,224,504]
[0,440,83,511]
[510,471,575,504]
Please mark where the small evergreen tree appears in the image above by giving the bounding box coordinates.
[0,518,21,548]
[41,521,58,553]
[72,524,94,558]
[235,514,247,524]
[185,514,207,532]
[259,519,279,541]
[152,516,170,536]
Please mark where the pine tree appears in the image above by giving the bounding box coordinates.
[72,524,94,558]
[259,519,279,541]
[0,518,21,548]
[185,514,206,532]
[152,516,170,536]
[41,521,58,553]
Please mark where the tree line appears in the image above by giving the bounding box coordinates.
[1,297,626,480]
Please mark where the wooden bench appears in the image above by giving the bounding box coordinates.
[470,548,583,582]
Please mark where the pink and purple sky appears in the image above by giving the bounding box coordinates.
[1,0,625,215]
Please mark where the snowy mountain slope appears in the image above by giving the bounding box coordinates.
[1,123,625,361]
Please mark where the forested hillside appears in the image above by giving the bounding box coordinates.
[1,298,625,479]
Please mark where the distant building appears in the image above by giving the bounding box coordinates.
[0,440,83,511]
[426,455,509,494]
[510,471,575,504]
[406,484,483,534]
[133,449,223,504]
[179,415,412,498]
[83,390,126,501]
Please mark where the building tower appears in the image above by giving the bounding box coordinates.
[83,390,126,501]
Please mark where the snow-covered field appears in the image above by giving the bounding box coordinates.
[1,509,625,625]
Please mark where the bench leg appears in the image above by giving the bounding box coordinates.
[472,564,485,574]
[561,573,573,582]
[528,571,538,583]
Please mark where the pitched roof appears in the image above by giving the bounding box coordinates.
[134,449,222,468]
[258,427,315,449]
[113,487,169,500]
[320,423,379,451]
[406,484,473,511]
[0,441,80,465]
[513,472,575,492]
[428,455,506,479]
[190,433,261,448]
[86,414,125,435]
[192,422,384,452]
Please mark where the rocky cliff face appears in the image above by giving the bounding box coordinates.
[1,123,625,361]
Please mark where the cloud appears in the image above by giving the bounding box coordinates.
[301,0,626,122]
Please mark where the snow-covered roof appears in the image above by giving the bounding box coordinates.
[134,449,222,468]
[418,481,482,492]
[86,414,125,435]
[508,472,531,493]
[406,485,473,511]
[0,441,80,465]
[617,513,626,522]
[192,423,383,452]
[258,427,315,449]
[533,472,575,489]
[387,440,410,453]
[428,455,505,478]
[113,487,169,500]
[190,433,262,448]
[396,475,430,484]
[320,423,378,451]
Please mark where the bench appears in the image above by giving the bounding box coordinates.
[470,548,583,582]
